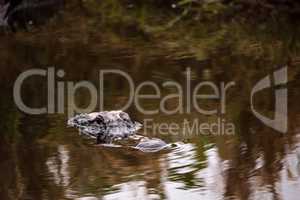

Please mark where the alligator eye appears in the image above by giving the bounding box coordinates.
[119,112,130,120]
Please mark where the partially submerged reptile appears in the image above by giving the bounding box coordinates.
[68,111,170,152]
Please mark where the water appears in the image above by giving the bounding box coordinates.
[1,1,300,200]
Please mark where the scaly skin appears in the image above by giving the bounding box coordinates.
[68,111,170,152]
[68,111,142,143]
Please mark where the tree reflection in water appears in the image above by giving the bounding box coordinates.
[1,1,300,199]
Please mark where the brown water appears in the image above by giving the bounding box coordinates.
[1,2,300,200]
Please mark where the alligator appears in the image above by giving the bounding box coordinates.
[68,111,170,152]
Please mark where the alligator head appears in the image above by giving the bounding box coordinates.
[68,111,142,143]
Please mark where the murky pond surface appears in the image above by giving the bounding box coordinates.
[1,1,300,200]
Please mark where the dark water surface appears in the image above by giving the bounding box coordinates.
[1,2,300,200]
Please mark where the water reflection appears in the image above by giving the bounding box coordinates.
[1,1,300,200]
[1,101,300,200]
